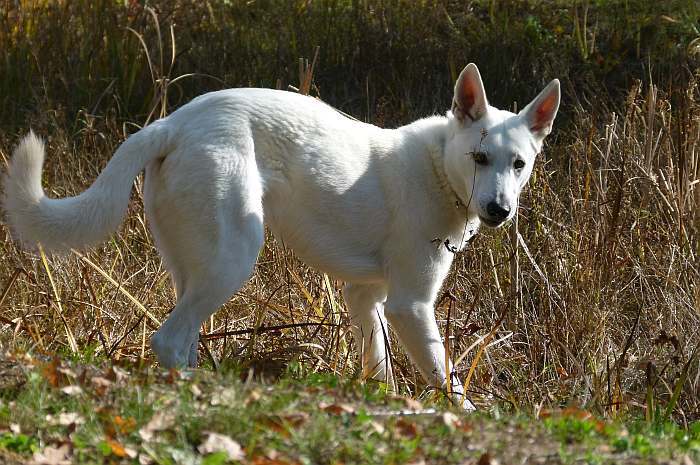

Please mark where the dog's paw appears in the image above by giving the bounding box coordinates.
[448,394,476,411]
[446,383,476,411]
[461,398,477,411]
[151,329,195,369]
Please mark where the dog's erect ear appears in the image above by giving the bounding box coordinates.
[520,79,560,139]
[452,63,488,123]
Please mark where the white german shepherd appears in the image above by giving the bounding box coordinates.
[3,64,559,409]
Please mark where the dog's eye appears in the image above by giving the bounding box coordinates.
[514,159,526,170]
[472,151,488,165]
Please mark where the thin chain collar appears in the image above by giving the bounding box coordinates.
[429,145,468,211]
[429,144,481,251]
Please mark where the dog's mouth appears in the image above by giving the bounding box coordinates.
[478,215,507,228]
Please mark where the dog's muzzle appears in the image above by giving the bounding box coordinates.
[479,202,511,227]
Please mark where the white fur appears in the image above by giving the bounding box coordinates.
[2,64,560,410]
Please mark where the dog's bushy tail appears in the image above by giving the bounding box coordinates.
[3,123,171,252]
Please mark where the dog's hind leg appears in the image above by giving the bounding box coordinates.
[343,283,394,387]
[145,150,264,368]
[149,209,264,369]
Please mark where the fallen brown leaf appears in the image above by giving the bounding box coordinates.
[246,388,262,405]
[394,418,419,439]
[197,432,245,460]
[31,444,71,465]
[105,438,128,458]
[139,410,176,441]
[476,452,498,465]
[56,366,77,379]
[59,385,82,396]
[319,401,355,415]
[110,366,129,383]
[250,455,300,465]
[369,420,385,435]
[258,413,309,437]
[46,412,84,427]
[91,376,112,397]
[190,383,203,398]
[113,415,137,434]
[402,397,423,411]
[211,387,236,406]
[40,358,61,388]
[442,412,460,430]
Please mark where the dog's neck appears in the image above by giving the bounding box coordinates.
[427,140,480,251]
[395,116,480,249]
[428,143,468,212]
[428,141,480,252]
[400,117,465,211]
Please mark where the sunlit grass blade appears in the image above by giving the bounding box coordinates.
[71,249,160,326]
[38,244,78,354]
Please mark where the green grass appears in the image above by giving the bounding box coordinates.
[1,352,699,464]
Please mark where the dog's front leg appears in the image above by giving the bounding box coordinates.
[344,283,394,388]
[384,296,475,410]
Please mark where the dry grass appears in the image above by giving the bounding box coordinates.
[1,0,699,424]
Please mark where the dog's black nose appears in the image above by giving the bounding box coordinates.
[486,202,510,221]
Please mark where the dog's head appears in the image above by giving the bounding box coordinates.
[443,63,560,228]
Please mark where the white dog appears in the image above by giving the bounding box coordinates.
[3,64,559,409]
